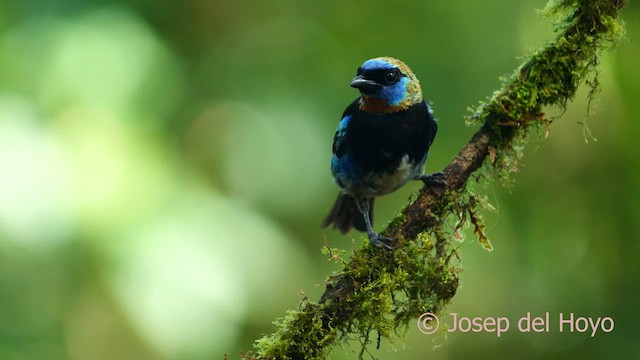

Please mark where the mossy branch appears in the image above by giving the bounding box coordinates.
[249,1,627,358]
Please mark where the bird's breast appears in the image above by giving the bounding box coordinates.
[364,154,419,195]
[332,153,420,197]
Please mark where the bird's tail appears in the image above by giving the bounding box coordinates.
[321,193,373,234]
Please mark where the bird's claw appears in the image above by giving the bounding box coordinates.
[417,172,448,187]
[368,233,394,250]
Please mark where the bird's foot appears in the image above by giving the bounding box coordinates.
[416,172,448,187]
[368,232,394,250]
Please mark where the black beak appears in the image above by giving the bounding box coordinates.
[350,75,381,94]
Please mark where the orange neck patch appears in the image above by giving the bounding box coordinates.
[359,97,402,113]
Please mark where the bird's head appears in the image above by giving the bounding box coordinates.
[350,57,423,113]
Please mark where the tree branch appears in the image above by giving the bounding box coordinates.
[251,1,627,358]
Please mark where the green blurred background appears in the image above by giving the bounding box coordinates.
[0,0,638,359]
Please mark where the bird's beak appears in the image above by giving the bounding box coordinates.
[350,75,381,94]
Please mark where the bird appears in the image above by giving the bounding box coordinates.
[321,57,444,249]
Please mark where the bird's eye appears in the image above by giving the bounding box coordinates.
[384,70,398,84]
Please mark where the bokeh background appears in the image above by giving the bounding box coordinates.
[0,0,638,359]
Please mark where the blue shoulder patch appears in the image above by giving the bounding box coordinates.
[332,114,351,156]
[337,114,351,132]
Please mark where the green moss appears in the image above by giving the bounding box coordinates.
[254,302,334,360]
[386,213,407,232]
[256,187,495,359]
[467,0,625,187]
